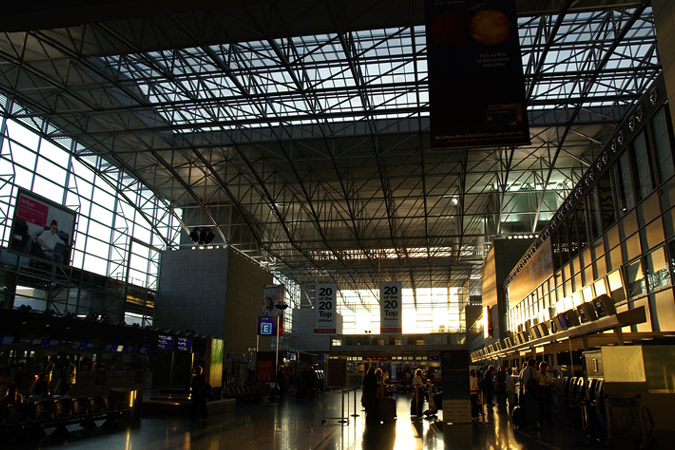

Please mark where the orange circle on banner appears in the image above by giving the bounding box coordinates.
[470,9,510,46]
[430,10,470,48]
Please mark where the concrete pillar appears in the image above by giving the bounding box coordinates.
[653,0,675,130]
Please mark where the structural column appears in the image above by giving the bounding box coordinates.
[653,0,675,130]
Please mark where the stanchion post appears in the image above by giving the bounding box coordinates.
[351,387,360,417]
[338,389,349,423]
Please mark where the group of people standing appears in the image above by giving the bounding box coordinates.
[274,364,318,400]
[519,358,554,428]
[0,355,76,405]
[470,365,516,417]
[362,366,388,422]
[470,358,554,428]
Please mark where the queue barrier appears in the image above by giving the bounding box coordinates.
[321,388,354,425]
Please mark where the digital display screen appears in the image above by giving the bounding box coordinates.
[2,336,14,345]
[158,335,173,350]
[177,337,191,352]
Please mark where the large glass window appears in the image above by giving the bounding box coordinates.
[644,246,670,293]
[625,259,646,299]
[0,116,182,294]
[652,107,675,184]
[630,130,654,201]
[615,151,635,214]
[337,287,466,334]
[587,186,602,239]
[597,170,616,230]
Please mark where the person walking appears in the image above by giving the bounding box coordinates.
[190,366,209,421]
[538,361,554,425]
[470,369,480,419]
[305,365,316,400]
[35,355,55,397]
[412,368,425,420]
[520,358,543,429]
[480,365,496,408]
[495,365,507,409]
[506,367,517,411]
[61,358,77,395]
[276,365,286,399]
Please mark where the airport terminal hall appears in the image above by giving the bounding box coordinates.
[2,0,675,449]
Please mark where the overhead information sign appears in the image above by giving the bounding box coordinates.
[380,281,402,334]
[425,0,529,149]
[314,283,337,334]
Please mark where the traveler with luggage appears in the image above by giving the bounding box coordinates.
[411,368,425,420]
[363,367,378,423]
[519,358,543,429]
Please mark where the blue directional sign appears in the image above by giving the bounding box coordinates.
[258,316,277,336]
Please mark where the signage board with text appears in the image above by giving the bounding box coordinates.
[314,283,337,334]
[380,281,402,334]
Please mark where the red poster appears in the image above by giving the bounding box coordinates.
[256,352,276,383]
[16,195,49,226]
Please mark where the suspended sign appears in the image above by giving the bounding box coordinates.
[380,281,402,334]
[262,284,285,336]
[314,283,337,334]
[425,0,529,149]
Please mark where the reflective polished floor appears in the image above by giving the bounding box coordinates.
[29,392,621,450]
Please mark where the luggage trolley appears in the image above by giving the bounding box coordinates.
[604,394,652,450]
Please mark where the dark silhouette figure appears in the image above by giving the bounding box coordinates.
[190,366,209,420]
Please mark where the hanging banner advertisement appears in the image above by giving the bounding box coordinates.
[314,283,337,334]
[380,281,402,334]
[425,0,530,149]
[262,284,285,336]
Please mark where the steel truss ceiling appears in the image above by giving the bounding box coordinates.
[0,0,659,294]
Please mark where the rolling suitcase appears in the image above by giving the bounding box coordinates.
[378,396,397,423]
[511,405,526,429]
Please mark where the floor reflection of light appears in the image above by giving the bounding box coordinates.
[124,428,132,450]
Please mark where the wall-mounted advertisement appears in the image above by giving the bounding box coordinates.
[207,337,223,388]
[380,281,402,334]
[314,283,337,334]
[425,0,529,149]
[8,188,77,266]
